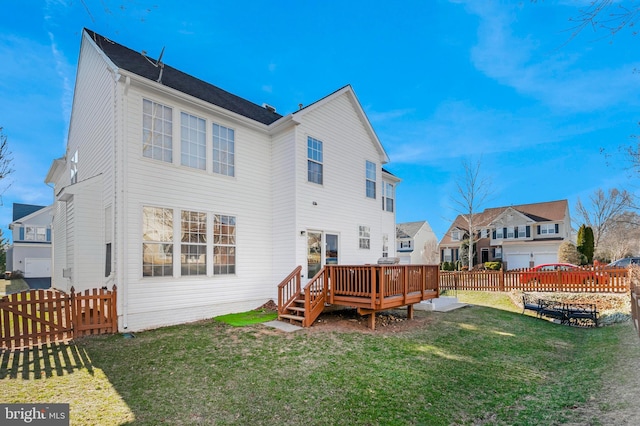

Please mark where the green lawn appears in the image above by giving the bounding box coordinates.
[1,293,638,425]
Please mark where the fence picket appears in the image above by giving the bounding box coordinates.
[1,286,117,350]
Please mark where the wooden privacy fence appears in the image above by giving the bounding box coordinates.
[440,268,630,293]
[1,286,117,350]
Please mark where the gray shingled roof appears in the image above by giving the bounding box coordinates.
[13,203,46,222]
[85,29,282,126]
[396,221,426,239]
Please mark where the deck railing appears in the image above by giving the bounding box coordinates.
[327,264,439,309]
[277,266,302,316]
[440,267,630,293]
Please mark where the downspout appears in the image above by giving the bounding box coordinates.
[116,74,130,329]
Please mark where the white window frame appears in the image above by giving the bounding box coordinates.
[142,99,173,163]
[213,123,235,176]
[518,227,526,238]
[213,214,236,275]
[181,210,207,276]
[507,227,514,239]
[142,206,174,277]
[382,233,388,257]
[70,150,78,184]
[307,136,323,185]
[451,230,460,241]
[495,247,502,259]
[365,161,376,199]
[382,182,394,212]
[540,224,556,235]
[181,112,206,170]
[495,228,503,239]
[359,225,370,250]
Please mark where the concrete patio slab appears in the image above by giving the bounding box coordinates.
[262,320,303,332]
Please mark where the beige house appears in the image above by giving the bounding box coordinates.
[439,200,571,270]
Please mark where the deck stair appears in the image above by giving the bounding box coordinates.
[277,264,440,330]
[279,292,306,325]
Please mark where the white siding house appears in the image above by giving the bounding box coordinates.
[46,29,399,332]
[396,221,439,265]
[7,204,53,278]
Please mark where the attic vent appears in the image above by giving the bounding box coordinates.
[262,103,277,113]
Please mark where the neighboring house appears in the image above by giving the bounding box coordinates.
[7,203,52,277]
[439,200,571,270]
[396,221,439,265]
[45,29,400,332]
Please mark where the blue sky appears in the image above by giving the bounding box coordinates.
[1,0,639,242]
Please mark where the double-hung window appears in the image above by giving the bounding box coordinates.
[142,207,174,277]
[307,136,323,184]
[507,227,514,239]
[142,99,173,162]
[213,214,236,274]
[365,161,376,198]
[213,124,235,176]
[540,224,557,235]
[359,225,370,249]
[181,210,207,276]
[382,182,394,212]
[181,113,206,170]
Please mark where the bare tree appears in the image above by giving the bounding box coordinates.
[597,211,640,260]
[574,188,636,249]
[566,0,640,40]
[421,239,440,265]
[0,128,14,199]
[451,159,492,269]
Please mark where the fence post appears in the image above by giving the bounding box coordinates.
[500,269,505,292]
[70,286,77,338]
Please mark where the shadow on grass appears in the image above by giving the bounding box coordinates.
[0,341,94,380]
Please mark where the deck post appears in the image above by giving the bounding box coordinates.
[407,304,414,320]
[368,312,376,330]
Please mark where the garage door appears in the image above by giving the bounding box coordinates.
[535,254,557,266]
[24,258,51,278]
[505,254,530,270]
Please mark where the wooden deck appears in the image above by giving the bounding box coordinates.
[277,264,439,329]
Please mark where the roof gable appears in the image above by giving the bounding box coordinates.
[12,203,46,222]
[291,85,390,164]
[84,29,282,126]
[396,221,427,239]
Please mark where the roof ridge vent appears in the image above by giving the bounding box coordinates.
[262,103,276,113]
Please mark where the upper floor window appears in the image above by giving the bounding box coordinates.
[213,124,235,176]
[382,182,394,212]
[142,206,174,277]
[365,161,376,198]
[70,150,78,184]
[451,230,460,241]
[307,136,323,184]
[181,113,206,170]
[400,240,412,249]
[24,226,47,242]
[518,226,526,238]
[539,224,558,235]
[495,228,504,239]
[181,210,207,276]
[359,225,370,249]
[142,99,173,163]
[507,227,514,239]
[481,229,489,239]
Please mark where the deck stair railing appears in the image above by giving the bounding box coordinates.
[277,266,327,327]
